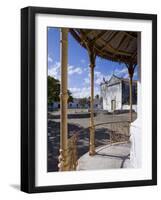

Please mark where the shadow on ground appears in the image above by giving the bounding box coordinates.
[47,111,136,172]
[48,112,96,119]
[47,120,110,172]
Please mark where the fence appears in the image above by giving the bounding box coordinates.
[67,120,131,170]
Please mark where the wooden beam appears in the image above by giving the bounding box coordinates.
[90,31,107,44]
[70,29,82,44]
[70,29,136,64]
[70,29,90,53]
[123,31,137,39]
[116,35,127,50]
[94,46,131,63]
[79,30,95,55]
[79,30,88,44]
[85,30,94,36]
[125,37,133,49]
[102,43,132,56]
[95,46,114,58]
[132,51,137,58]
[100,32,119,51]
[73,29,131,57]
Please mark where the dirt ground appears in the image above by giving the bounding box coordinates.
[47,109,137,172]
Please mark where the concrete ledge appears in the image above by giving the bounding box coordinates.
[77,142,132,170]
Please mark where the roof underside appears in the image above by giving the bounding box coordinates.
[70,29,137,64]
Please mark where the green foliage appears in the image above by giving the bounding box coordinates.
[48,76,73,105]
[48,76,60,105]
[68,90,73,103]
[79,97,88,108]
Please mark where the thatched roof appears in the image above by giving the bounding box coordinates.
[70,29,137,64]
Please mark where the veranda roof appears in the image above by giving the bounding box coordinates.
[70,29,137,64]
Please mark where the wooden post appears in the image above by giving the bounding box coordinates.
[79,38,96,156]
[137,32,141,120]
[58,28,69,171]
[89,63,96,155]
[128,63,134,123]
[129,74,133,122]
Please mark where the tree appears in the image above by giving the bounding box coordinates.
[95,94,99,99]
[48,76,60,105]
[79,98,88,108]
[48,76,73,105]
[67,90,73,102]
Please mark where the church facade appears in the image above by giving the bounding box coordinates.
[100,75,137,112]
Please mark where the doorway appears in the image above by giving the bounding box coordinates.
[111,100,116,111]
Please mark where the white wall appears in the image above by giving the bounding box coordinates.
[102,82,137,112]
[0,0,160,199]
[122,105,137,112]
[102,83,122,111]
[105,83,122,111]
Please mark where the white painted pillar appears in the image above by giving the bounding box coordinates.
[129,32,142,168]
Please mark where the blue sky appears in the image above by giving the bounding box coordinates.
[48,27,137,98]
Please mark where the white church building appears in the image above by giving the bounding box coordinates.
[100,74,137,112]
[52,97,101,110]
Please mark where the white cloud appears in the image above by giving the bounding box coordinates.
[83,67,129,87]
[95,71,101,77]
[48,55,53,63]
[69,86,100,98]
[84,77,90,84]
[48,62,84,80]
[83,67,89,72]
[83,70,111,86]
[114,66,138,79]
[48,61,60,80]
[68,65,83,75]
[114,67,128,78]
[95,71,111,85]
[69,87,90,98]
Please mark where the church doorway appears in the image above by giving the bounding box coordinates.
[111,100,116,111]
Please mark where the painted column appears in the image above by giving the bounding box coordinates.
[129,32,142,168]
[58,28,69,171]
[137,32,141,120]
[89,63,96,155]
